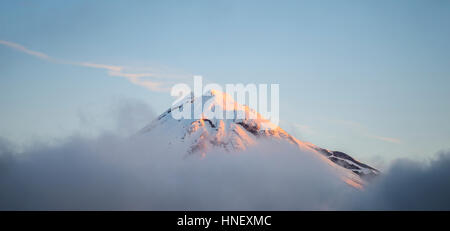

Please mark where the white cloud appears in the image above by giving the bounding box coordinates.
[329,118,402,144]
[367,135,401,144]
[0,99,447,210]
[0,40,50,60]
[0,40,183,92]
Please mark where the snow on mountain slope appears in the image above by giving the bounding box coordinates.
[139,89,379,188]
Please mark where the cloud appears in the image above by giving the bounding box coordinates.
[0,40,183,92]
[0,40,50,60]
[0,99,449,210]
[0,136,354,210]
[0,97,447,211]
[0,100,357,210]
[78,62,124,72]
[78,62,171,92]
[293,123,317,135]
[330,119,402,144]
[367,135,401,144]
[347,151,450,210]
[109,98,156,135]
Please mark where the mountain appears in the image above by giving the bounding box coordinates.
[139,89,379,188]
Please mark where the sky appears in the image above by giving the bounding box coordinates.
[1,0,449,168]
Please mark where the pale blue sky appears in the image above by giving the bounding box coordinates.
[1,0,449,167]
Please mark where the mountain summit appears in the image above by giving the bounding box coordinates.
[140,90,379,188]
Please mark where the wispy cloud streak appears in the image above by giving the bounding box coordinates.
[0,40,50,60]
[331,119,402,144]
[78,62,123,72]
[0,40,179,92]
[367,135,401,144]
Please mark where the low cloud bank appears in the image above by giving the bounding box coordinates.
[0,133,353,210]
[0,100,449,210]
[348,151,450,210]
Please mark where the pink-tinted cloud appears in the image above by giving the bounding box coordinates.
[0,40,176,92]
[0,40,50,60]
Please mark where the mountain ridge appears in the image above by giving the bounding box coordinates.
[140,89,379,188]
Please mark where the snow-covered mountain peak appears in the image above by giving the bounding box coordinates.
[168,88,279,130]
[139,91,380,188]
